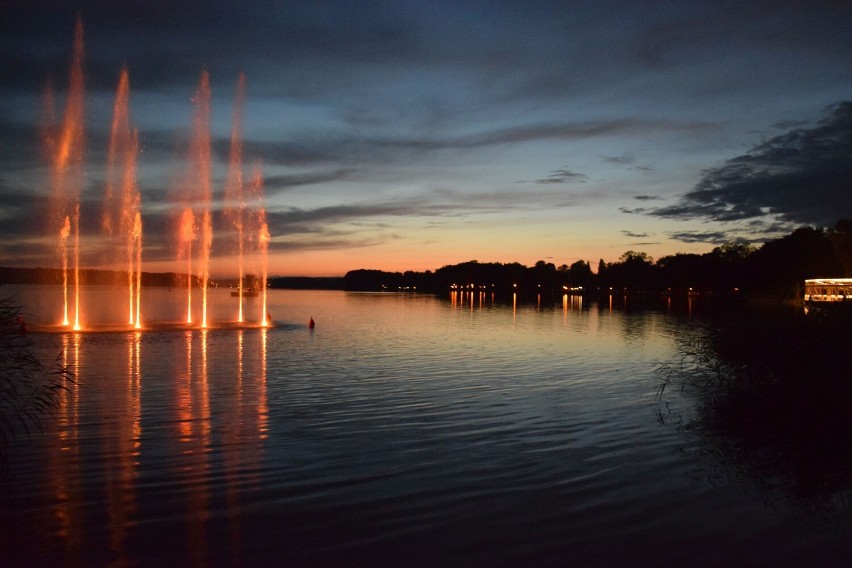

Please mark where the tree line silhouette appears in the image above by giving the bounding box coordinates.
[344,220,852,301]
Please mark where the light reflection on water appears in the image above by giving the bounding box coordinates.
[1,289,849,566]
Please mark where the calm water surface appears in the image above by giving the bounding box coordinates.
[1,288,849,566]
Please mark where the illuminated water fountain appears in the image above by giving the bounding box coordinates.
[42,20,271,333]
[50,18,85,331]
[250,167,271,327]
[192,71,214,329]
[102,66,143,329]
[179,208,196,325]
[224,73,247,323]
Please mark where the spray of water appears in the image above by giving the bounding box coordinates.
[59,216,71,326]
[224,73,247,322]
[132,209,142,328]
[178,208,196,324]
[259,219,270,327]
[104,66,143,327]
[51,18,85,329]
[248,166,270,326]
[191,72,213,329]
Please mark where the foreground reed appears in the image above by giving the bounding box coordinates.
[0,296,73,456]
[658,305,852,472]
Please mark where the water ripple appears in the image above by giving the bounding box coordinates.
[2,290,846,566]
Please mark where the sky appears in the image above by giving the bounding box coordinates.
[1,1,851,277]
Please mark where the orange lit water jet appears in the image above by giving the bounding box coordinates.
[132,210,142,329]
[51,18,85,329]
[179,208,196,324]
[125,134,142,328]
[248,167,270,327]
[73,203,81,331]
[59,216,71,326]
[259,220,270,327]
[103,66,142,328]
[103,69,127,237]
[191,72,213,329]
[224,73,247,323]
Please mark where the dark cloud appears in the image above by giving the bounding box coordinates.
[268,237,380,254]
[430,186,593,212]
[633,1,852,69]
[530,168,588,184]
[0,1,422,93]
[255,184,593,250]
[665,230,730,244]
[267,203,426,227]
[634,195,663,201]
[664,229,773,246]
[647,101,852,227]
[368,118,714,150]
[245,140,344,167]
[622,230,649,238]
[264,187,568,231]
[664,218,790,245]
[619,206,645,214]
[771,120,809,130]
[602,154,634,165]
[601,154,653,171]
[0,192,49,237]
[264,169,356,191]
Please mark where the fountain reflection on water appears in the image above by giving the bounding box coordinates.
[21,316,271,565]
[5,293,849,566]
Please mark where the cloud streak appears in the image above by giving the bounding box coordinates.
[264,169,356,191]
[367,118,715,150]
[601,154,652,171]
[528,168,588,184]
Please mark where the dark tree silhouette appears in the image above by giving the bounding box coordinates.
[746,226,844,299]
[342,220,851,301]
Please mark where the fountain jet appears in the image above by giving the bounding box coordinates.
[103,66,142,328]
[224,73,247,323]
[248,167,270,327]
[132,208,142,328]
[51,18,86,329]
[259,218,270,327]
[59,216,71,326]
[190,72,213,329]
[178,208,196,324]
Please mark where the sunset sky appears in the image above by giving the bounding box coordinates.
[1,1,851,277]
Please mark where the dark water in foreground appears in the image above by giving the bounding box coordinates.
[1,289,850,566]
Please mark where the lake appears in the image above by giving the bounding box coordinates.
[1,287,850,566]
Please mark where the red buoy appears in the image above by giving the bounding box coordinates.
[308,317,315,329]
